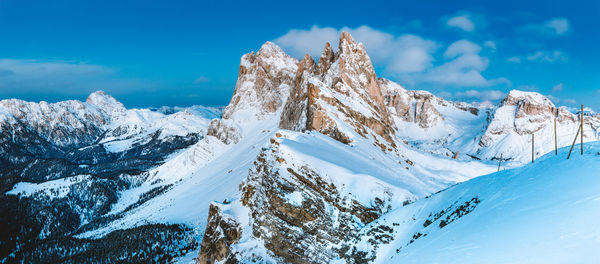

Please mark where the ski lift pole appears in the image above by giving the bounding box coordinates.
[581,104,584,155]
[531,133,535,163]
[497,153,502,172]
[567,125,581,159]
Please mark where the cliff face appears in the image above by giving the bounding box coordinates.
[378,78,446,129]
[279,32,397,150]
[222,42,298,121]
[207,42,299,146]
[0,92,119,149]
[476,90,600,160]
[198,131,401,264]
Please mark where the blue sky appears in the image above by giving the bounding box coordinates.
[0,0,598,109]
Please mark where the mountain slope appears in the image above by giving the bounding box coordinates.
[0,93,222,262]
[372,142,600,263]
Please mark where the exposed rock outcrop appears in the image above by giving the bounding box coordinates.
[475,90,600,160]
[0,95,116,148]
[480,90,558,147]
[206,119,241,145]
[279,32,397,149]
[197,204,242,264]
[222,42,298,121]
[379,78,446,129]
[210,143,391,263]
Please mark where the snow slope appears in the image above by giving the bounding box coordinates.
[372,142,600,263]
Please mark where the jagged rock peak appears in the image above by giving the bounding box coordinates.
[378,78,445,129]
[336,31,385,110]
[339,31,357,52]
[258,41,284,54]
[301,53,317,69]
[222,41,299,121]
[379,77,408,95]
[317,42,336,77]
[502,90,555,108]
[279,31,397,149]
[319,42,335,61]
[86,90,126,115]
[500,90,557,118]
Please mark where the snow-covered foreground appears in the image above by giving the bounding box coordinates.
[372,142,600,263]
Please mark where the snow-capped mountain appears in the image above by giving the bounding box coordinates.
[2,31,599,263]
[0,93,222,262]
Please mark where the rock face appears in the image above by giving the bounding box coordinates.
[279,32,396,148]
[197,32,405,264]
[479,90,558,147]
[0,94,114,148]
[378,78,446,129]
[222,42,298,121]
[197,204,242,264]
[476,90,600,160]
[206,119,241,145]
[197,138,392,264]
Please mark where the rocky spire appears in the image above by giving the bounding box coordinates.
[336,31,386,110]
[317,42,336,78]
[278,32,397,149]
[222,41,299,121]
[279,54,316,131]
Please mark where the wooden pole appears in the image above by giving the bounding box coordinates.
[453,151,459,160]
[581,104,584,155]
[567,125,581,159]
[531,133,535,163]
[554,117,557,155]
[497,153,503,172]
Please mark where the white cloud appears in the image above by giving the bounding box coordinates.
[446,15,475,32]
[0,59,148,97]
[521,17,570,36]
[507,56,522,63]
[526,50,567,63]
[552,83,564,92]
[484,41,496,51]
[274,25,438,73]
[419,40,508,87]
[193,76,209,84]
[454,89,506,101]
[275,26,507,88]
[546,18,570,35]
[546,94,559,103]
[545,94,575,105]
[444,40,482,58]
[273,25,340,59]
